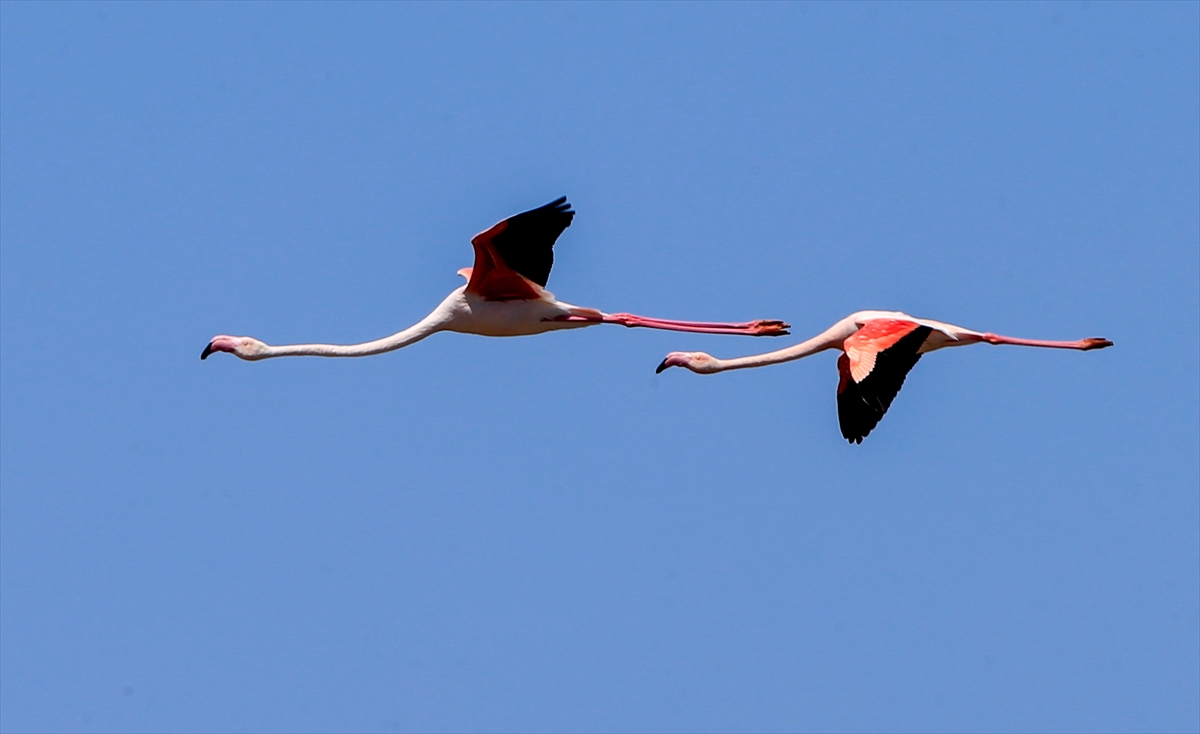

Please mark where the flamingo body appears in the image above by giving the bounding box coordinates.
[657,310,1112,443]
[202,198,789,361]
[445,287,595,337]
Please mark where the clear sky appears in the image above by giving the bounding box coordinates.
[1,3,1197,733]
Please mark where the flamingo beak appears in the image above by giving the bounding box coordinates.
[201,336,240,360]
[656,353,692,373]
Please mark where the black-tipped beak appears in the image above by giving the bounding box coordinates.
[201,342,215,360]
[655,359,670,374]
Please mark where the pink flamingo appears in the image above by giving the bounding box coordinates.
[656,310,1112,443]
[202,198,788,361]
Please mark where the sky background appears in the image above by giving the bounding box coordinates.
[2,3,1197,733]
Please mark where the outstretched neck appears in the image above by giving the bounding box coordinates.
[712,318,857,371]
[258,302,458,359]
[262,322,440,358]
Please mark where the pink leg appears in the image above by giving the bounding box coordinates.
[602,313,790,336]
[981,333,1113,350]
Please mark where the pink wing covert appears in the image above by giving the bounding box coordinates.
[466,220,546,302]
[842,318,923,383]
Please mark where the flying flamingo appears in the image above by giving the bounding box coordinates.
[202,197,789,361]
[655,310,1112,443]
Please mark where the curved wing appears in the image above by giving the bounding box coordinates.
[837,322,932,444]
[467,197,574,300]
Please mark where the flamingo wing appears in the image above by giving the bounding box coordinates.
[837,320,933,443]
[466,197,574,301]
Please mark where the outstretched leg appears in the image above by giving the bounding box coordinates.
[602,313,790,336]
[550,311,788,335]
[980,334,1112,350]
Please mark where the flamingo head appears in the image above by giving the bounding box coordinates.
[655,351,721,374]
[201,335,269,361]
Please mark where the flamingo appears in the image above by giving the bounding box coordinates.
[655,310,1112,443]
[202,197,789,361]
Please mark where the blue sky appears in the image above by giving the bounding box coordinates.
[1,3,1197,732]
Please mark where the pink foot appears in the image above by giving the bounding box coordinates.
[746,319,790,336]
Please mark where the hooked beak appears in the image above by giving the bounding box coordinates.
[655,358,671,374]
[201,336,239,360]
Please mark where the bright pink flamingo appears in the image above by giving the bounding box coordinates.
[656,310,1112,443]
[202,198,788,361]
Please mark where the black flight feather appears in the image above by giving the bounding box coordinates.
[838,325,932,444]
[490,197,575,287]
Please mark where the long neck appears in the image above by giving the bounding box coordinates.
[260,310,449,359]
[711,318,857,372]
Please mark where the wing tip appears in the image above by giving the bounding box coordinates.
[550,196,573,217]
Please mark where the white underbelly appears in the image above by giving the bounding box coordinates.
[448,296,592,337]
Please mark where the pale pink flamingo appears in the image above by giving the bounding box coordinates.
[656,310,1112,443]
[202,198,788,361]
